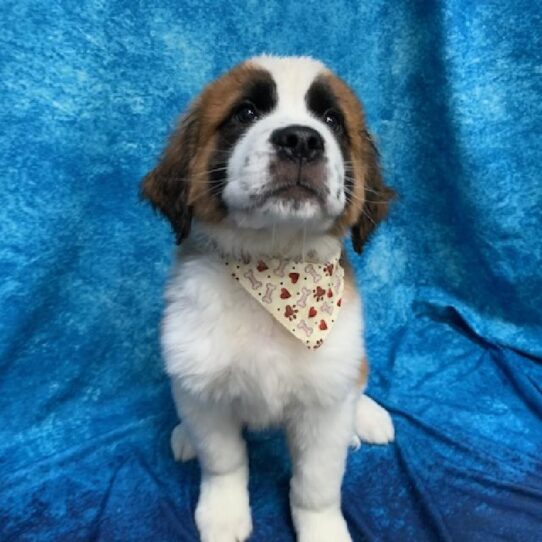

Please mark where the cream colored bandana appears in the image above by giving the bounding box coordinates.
[224,252,344,349]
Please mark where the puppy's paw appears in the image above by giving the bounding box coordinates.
[349,434,361,450]
[170,423,197,462]
[292,506,352,542]
[354,394,395,444]
[196,471,252,542]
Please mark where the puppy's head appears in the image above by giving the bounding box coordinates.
[142,55,394,252]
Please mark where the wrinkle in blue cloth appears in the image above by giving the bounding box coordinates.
[1,1,541,540]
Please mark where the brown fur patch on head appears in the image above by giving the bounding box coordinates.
[322,72,396,253]
[140,61,271,243]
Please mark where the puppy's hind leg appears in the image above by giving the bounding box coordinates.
[354,394,395,445]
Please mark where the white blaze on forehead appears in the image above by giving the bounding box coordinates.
[249,55,328,114]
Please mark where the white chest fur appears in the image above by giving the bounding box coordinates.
[161,250,364,428]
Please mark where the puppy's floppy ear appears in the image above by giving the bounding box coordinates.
[351,131,395,254]
[140,107,200,244]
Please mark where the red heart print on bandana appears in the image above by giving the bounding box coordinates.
[289,272,300,284]
[280,288,291,299]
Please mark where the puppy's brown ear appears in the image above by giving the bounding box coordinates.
[140,107,200,244]
[351,131,395,253]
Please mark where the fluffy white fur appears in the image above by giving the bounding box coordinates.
[160,57,394,542]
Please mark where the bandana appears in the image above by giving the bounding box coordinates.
[223,252,344,349]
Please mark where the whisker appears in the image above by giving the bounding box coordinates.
[208,149,234,154]
[344,178,386,196]
[344,187,390,205]
[343,188,364,202]
[165,167,265,184]
[361,207,376,225]
[188,186,225,205]
[164,177,221,185]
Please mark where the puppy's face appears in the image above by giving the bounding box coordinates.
[142,56,394,252]
[221,57,347,231]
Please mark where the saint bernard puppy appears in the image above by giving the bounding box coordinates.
[142,55,395,542]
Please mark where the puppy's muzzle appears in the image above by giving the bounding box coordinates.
[271,125,325,163]
[262,125,328,207]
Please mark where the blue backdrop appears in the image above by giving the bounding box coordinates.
[1,1,541,540]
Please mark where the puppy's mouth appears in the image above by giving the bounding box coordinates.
[256,181,326,206]
[252,158,328,208]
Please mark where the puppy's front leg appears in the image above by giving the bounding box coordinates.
[173,387,252,542]
[286,394,356,542]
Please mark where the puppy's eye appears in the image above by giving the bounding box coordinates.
[235,103,259,124]
[323,110,343,132]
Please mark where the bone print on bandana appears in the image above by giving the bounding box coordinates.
[224,252,344,349]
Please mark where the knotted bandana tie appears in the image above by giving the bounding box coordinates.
[223,252,344,349]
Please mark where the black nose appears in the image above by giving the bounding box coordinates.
[270,125,324,161]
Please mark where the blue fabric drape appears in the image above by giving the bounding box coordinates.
[1,1,541,540]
